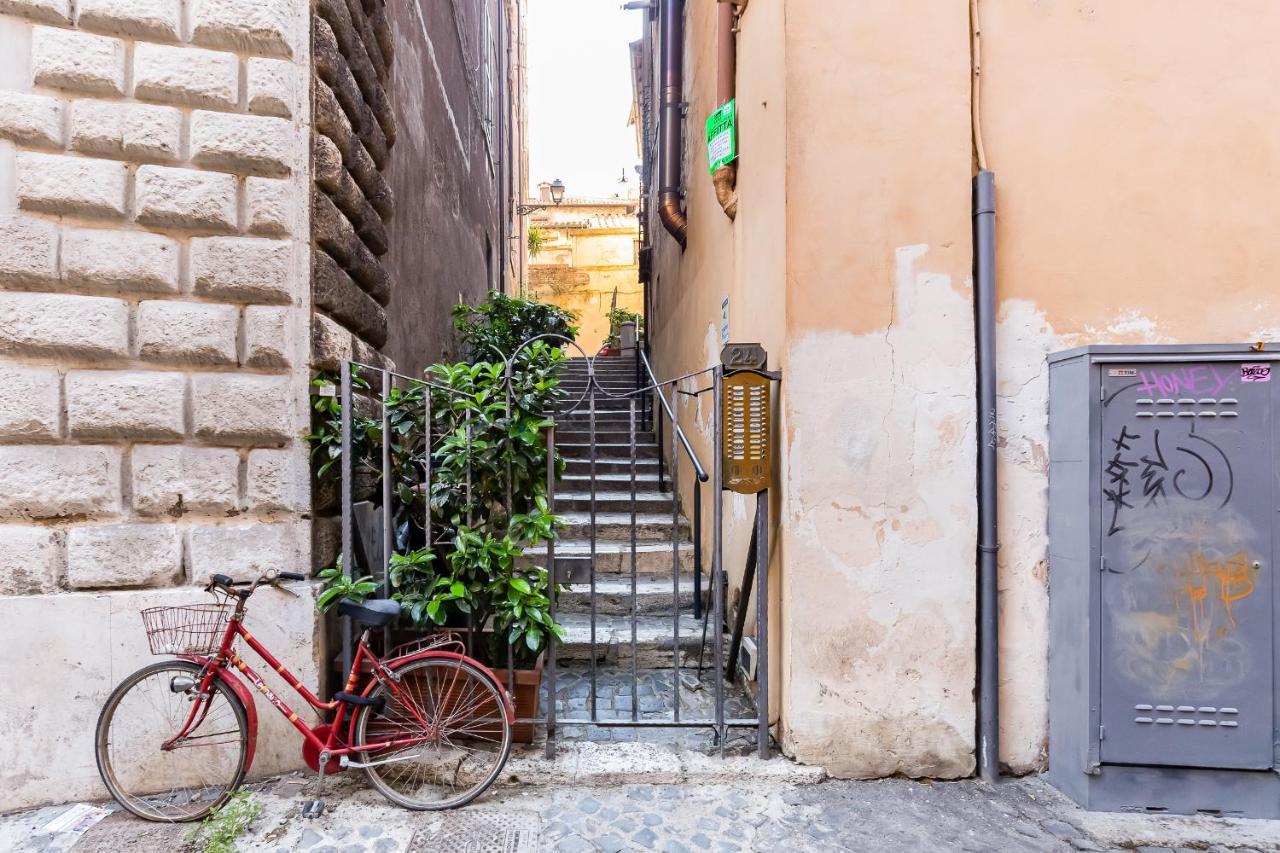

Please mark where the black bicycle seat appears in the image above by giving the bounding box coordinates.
[336,598,400,627]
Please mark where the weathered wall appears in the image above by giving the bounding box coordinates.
[309,0,397,373]
[645,0,788,739]
[0,0,316,810]
[381,0,502,374]
[980,0,1280,773]
[779,1,976,778]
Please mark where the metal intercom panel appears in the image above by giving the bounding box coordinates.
[1047,345,1280,818]
[1098,361,1272,769]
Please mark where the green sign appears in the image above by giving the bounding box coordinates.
[706,99,737,174]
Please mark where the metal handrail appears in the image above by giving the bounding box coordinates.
[639,349,709,483]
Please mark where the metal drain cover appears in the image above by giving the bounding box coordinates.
[406,809,540,853]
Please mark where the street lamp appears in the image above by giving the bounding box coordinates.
[516,178,565,215]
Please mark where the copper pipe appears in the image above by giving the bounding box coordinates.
[712,0,738,220]
[658,0,687,248]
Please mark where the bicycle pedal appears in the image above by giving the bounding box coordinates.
[302,799,326,819]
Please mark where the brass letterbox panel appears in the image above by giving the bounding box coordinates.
[722,370,772,494]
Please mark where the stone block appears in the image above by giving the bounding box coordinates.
[312,249,387,347]
[66,370,186,440]
[187,521,304,583]
[31,25,125,95]
[0,0,69,23]
[66,523,181,589]
[0,445,121,518]
[133,42,237,110]
[190,110,293,177]
[245,447,306,512]
[189,0,294,58]
[76,0,180,40]
[311,514,337,571]
[0,91,63,149]
[247,57,294,118]
[0,525,62,595]
[190,237,294,304]
[0,365,60,440]
[310,311,353,371]
[0,292,129,359]
[0,216,58,288]
[136,300,238,365]
[70,100,183,161]
[131,444,239,516]
[62,227,179,294]
[245,176,293,237]
[135,165,238,232]
[243,305,293,368]
[191,373,296,443]
[16,152,127,219]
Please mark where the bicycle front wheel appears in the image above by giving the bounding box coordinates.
[353,657,512,810]
[95,660,248,822]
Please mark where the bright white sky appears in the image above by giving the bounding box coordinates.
[526,0,642,200]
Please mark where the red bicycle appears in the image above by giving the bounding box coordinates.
[94,571,514,822]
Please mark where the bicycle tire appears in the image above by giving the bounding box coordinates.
[353,656,513,810]
[95,659,249,822]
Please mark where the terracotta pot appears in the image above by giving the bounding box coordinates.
[491,653,544,744]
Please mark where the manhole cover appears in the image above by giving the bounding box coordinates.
[406,810,540,853]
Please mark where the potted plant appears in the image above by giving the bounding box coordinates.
[600,307,642,357]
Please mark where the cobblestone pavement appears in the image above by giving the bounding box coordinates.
[546,666,759,754]
[5,773,1280,852]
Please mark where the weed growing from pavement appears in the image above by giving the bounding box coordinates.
[183,790,262,853]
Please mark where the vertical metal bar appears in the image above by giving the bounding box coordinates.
[692,480,703,619]
[755,490,770,759]
[339,361,354,678]
[544,423,558,759]
[465,411,473,529]
[504,362,515,704]
[629,398,639,722]
[423,383,432,552]
[712,367,725,754]
[669,384,681,722]
[656,396,666,493]
[589,373,598,723]
[381,370,393,651]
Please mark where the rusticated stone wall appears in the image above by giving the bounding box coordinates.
[309,0,396,371]
[0,0,317,810]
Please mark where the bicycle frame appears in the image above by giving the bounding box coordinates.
[164,601,506,766]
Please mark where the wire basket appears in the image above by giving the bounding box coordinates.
[140,603,233,656]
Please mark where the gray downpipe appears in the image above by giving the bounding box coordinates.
[974,170,999,783]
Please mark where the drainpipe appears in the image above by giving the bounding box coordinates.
[711,0,738,219]
[974,171,999,783]
[658,0,687,248]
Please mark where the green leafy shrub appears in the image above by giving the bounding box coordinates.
[452,290,578,360]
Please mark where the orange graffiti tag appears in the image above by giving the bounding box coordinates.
[1178,550,1256,643]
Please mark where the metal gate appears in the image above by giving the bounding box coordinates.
[1098,359,1273,769]
[333,335,777,759]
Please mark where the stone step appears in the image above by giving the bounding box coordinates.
[558,576,702,615]
[555,430,656,444]
[529,540,696,577]
[556,472,662,487]
[564,458,662,476]
[559,442,660,460]
[555,410,648,423]
[560,511,690,542]
[554,399,644,412]
[556,612,706,666]
[554,491,671,513]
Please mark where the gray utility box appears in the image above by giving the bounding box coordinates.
[1048,344,1280,818]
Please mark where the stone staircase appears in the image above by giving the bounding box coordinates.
[544,356,707,669]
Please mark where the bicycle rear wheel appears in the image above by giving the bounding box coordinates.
[95,660,248,822]
[353,657,512,810]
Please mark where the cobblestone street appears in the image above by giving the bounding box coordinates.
[6,772,1280,852]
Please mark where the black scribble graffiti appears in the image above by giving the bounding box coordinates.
[1103,380,1144,408]
[1172,445,1213,502]
[1103,425,1140,535]
[1138,429,1169,507]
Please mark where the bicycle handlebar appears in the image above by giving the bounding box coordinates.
[206,570,307,597]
